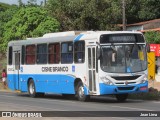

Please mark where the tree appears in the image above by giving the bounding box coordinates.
[46,0,121,31]
[144,31,160,44]
[1,6,60,52]
[125,0,160,24]
[27,0,38,6]
[0,5,19,51]
[0,5,18,29]
[18,0,24,7]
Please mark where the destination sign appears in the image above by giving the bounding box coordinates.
[100,34,144,43]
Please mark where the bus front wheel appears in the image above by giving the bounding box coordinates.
[76,82,90,101]
[115,94,128,102]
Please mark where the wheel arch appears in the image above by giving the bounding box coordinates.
[74,78,82,92]
[27,77,35,90]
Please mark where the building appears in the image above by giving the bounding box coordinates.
[124,18,160,32]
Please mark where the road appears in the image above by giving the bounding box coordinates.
[0,91,160,120]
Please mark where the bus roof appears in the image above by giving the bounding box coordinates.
[8,31,143,46]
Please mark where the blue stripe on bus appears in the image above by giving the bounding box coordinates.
[74,34,84,42]
[7,74,89,95]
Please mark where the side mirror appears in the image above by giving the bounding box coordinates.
[146,43,150,52]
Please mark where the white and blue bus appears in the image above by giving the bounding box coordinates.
[7,31,148,102]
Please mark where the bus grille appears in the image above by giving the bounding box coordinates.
[111,75,140,81]
[118,86,135,91]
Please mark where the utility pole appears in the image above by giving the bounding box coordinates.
[44,0,46,6]
[122,0,126,31]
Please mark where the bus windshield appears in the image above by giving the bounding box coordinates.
[100,44,147,73]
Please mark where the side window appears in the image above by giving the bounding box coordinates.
[37,44,47,64]
[8,46,13,65]
[48,43,60,64]
[61,42,73,63]
[26,45,36,64]
[74,41,85,63]
[21,45,25,65]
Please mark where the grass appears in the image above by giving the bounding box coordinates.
[0,81,9,90]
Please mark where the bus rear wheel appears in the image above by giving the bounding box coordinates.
[28,79,37,97]
[115,94,128,102]
[76,82,90,102]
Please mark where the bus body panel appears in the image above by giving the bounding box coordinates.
[7,31,148,98]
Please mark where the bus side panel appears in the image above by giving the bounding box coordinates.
[7,74,16,90]
[60,75,75,94]
[44,74,61,93]
[19,74,75,94]
[19,74,28,92]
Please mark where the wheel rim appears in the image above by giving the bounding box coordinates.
[78,86,84,98]
[29,82,34,94]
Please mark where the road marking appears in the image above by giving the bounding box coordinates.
[0,101,64,111]
[0,94,16,98]
[0,94,77,104]
[39,98,77,104]
[152,101,160,104]
[111,117,133,120]
[0,94,154,111]
[111,105,154,111]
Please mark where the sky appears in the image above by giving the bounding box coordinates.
[0,0,43,5]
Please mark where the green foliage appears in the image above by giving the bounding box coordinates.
[144,31,160,44]
[46,0,121,31]
[0,4,19,52]
[1,6,60,52]
[0,2,11,11]
[124,0,160,23]
[32,17,60,37]
[0,6,19,36]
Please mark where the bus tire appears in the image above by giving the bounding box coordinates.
[115,94,128,102]
[76,82,90,102]
[28,79,38,98]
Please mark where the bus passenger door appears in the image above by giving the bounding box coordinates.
[87,46,97,94]
[14,51,20,90]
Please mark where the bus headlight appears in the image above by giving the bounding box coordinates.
[141,75,148,83]
[100,77,113,85]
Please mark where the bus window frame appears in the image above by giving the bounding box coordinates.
[36,43,48,64]
[74,41,85,63]
[8,46,13,65]
[26,44,36,65]
[61,42,73,64]
[21,45,25,65]
[48,43,60,64]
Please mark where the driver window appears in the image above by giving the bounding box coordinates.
[131,44,139,59]
[102,47,115,66]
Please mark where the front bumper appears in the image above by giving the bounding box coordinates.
[99,81,148,95]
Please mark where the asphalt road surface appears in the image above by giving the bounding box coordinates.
[0,91,160,120]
